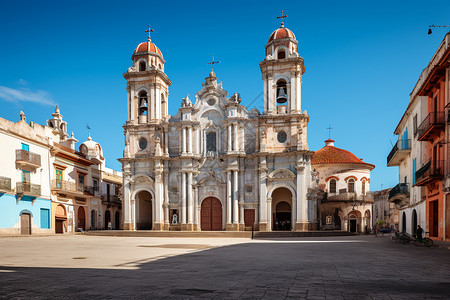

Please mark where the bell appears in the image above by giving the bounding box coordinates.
[277,87,287,104]
[139,99,148,114]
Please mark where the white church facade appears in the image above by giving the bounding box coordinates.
[119,23,323,231]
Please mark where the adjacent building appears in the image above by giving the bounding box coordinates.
[372,188,399,229]
[388,31,450,241]
[312,139,375,233]
[0,107,122,235]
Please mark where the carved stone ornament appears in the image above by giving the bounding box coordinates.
[268,169,296,182]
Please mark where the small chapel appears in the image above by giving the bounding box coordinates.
[119,20,324,231]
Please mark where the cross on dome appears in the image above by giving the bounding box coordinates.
[277,10,287,27]
[327,124,333,139]
[207,54,220,71]
[145,25,154,42]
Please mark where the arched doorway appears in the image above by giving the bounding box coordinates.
[105,210,111,229]
[115,211,120,230]
[55,204,67,234]
[136,191,152,230]
[412,209,417,235]
[77,206,86,231]
[402,212,406,232]
[347,210,361,233]
[20,211,31,235]
[201,197,222,231]
[272,188,292,231]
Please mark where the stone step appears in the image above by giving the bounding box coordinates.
[83,230,252,238]
[253,231,356,238]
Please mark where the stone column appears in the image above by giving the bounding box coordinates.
[296,76,302,112]
[290,73,296,112]
[164,130,169,155]
[295,165,306,231]
[227,170,232,225]
[193,186,198,231]
[195,127,200,154]
[233,170,239,224]
[187,126,192,154]
[182,127,186,153]
[227,125,232,152]
[154,165,163,230]
[239,168,245,230]
[233,123,238,152]
[259,158,268,231]
[240,124,245,152]
[123,174,132,230]
[163,168,170,230]
[181,172,186,224]
[155,88,161,120]
[187,172,193,227]
[267,76,274,114]
[131,198,136,231]
[263,76,268,113]
[267,197,272,231]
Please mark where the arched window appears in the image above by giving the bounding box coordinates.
[348,179,355,193]
[278,49,286,59]
[139,91,148,116]
[276,79,287,105]
[139,61,146,71]
[206,132,217,152]
[329,179,337,193]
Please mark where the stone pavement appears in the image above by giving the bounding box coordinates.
[0,235,449,299]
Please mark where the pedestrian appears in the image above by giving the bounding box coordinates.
[416,225,423,241]
[108,221,112,230]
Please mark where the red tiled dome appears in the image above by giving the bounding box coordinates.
[268,23,296,43]
[134,42,163,57]
[312,140,375,170]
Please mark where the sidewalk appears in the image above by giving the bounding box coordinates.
[433,239,450,250]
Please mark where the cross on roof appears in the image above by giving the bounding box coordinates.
[145,25,154,42]
[277,10,287,24]
[86,124,91,138]
[207,54,220,71]
[327,124,333,139]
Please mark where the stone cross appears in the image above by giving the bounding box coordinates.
[277,11,287,23]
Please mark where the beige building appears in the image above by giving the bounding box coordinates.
[312,139,375,233]
[120,22,323,231]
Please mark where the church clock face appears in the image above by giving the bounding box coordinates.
[139,138,148,150]
[277,131,287,143]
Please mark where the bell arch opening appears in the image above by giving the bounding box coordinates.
[272,187,292,231]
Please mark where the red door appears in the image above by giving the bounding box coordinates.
[244,209,255,227]
[201,198,222,231]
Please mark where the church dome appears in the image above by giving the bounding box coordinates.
[134,42,163,58]
[311,139,375,169]
[268,23,296,43]
[79,135,104,161]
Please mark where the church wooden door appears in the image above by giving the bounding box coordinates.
[201,197,222,231]
[21,213,31,235]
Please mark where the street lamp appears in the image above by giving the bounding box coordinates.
[428,25,450,35]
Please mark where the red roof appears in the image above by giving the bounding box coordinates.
[268,24,296,43]
[134,42,163,57]
[312,142,375,170]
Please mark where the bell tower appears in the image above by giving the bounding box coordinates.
[259,17,305,115]
[124,26,171,124]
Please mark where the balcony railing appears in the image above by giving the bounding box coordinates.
[52,179,93,196]
[417,112,445,141]
[415,160,444,186]
[0,176,12,192]
[101,194,122,205]
[387,139,411,166]
[388,183,409,200]
[15,149,41,168]
[16,182,41,196]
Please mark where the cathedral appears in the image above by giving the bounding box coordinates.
[119,21,323,231]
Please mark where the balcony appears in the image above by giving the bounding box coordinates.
[387,140,411,166]
[417,112,445,141]
[16,182,41,197]
[51,179,93,197]
[415,160,444,186]
[388,183,409,207]
[15,149,41,169]
[102,194,122,206]
[326,189,373,203]
[0,176,12,192]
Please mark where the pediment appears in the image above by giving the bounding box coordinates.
[268,169,296,181]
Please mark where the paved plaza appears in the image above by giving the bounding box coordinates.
[0,235,449,299]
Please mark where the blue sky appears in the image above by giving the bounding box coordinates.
[1,0,449,191]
